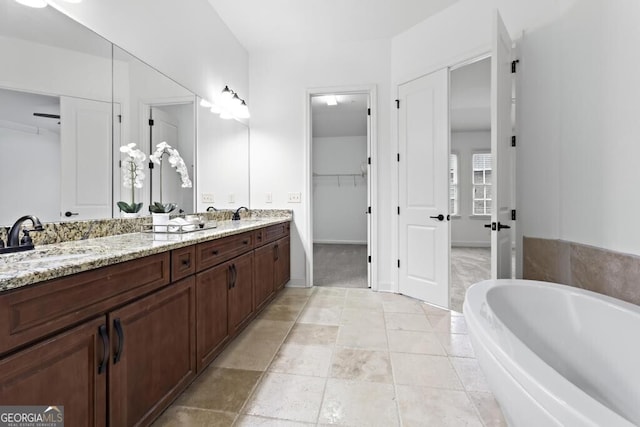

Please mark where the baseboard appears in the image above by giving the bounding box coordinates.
[313,239,367,245]
[375,282,396,293]
[451,241,490,248]
[286,277,307,287]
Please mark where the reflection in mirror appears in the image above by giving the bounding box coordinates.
[113,46,196,216]
[196,97,250,211]
[0,0,112,225]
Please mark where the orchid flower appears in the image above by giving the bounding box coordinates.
[117,143,146,213]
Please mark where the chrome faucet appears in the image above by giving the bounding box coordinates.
[232,207,249,221]
[2,215,44,254]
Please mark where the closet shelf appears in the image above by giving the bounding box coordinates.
[313,173,366,187]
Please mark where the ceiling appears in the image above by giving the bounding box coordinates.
[207,0,460,51]
[312,93,368,138]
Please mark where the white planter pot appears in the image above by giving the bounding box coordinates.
[121,212,139,219]
[152,213,170,232]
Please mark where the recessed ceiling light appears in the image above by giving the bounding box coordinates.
[15,0,48,8]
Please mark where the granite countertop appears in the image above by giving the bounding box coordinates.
[0,216,291,293]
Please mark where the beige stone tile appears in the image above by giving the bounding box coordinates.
[235,415,314,426]
[343,297,384,311]
[242,319,294,342]
[243,372,325,423]
[468,391,508,427]
[297,306,342,325]
[272,294,311,308]
[269,343,333,377]
[315,287,348,297]
[345,288,381,299]
[175,367,261,412]
[387,330,446,355]
[258,304,303,321]
[285,324,339,347]
[306,295,345,308]
[382,299,424,314]
[390,353,463,389]
[396,385,483,427]
[281,287,315,297]
[340,307,385,329]
[422,302,452,316]
[212,336,280,371]
[330,348,393,383]
[336,325,388,351]
[451,357,491,392]
[428,314,468,334]
[318,379,399,426]
[384,312,432,332]
[436,333,476,358]
[152,406,236,427]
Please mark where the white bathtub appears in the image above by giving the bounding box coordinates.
[463,279,640,427]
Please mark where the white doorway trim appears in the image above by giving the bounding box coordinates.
[305,84,378,289]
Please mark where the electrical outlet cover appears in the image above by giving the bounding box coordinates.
[288,192,302,203]
[202,193,214,203]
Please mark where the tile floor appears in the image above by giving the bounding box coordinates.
[450,247,491,313]
[153,287,507,427]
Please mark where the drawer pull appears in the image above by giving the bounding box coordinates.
[114,318,124,364]
[242,240,249,245]
[228,265,234,289]
[181,258,191,268]
[98,324,109,374]
[211,249,219,255]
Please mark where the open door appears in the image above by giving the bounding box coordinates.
[366,95,372,288]
[490,11,514,278]
[60,96,113,220]
[398,68,450,306]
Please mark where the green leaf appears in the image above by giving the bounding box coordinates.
[117,201,134,213]
[149,202,176,213]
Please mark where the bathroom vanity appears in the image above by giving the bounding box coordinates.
[0,217,290,426]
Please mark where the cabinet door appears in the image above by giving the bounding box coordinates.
[109,277,196,427]
[228,251,254,336]
[254,242,276,311]
[196,263,229,371]
[0,317,107,427]
[275,236,291,290]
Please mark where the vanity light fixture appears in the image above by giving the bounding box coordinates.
[209,85,250,120]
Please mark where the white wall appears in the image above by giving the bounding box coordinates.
[49,0,248,105]
[249,39,391,287]
[313,136,367,244]
[451,131,491,247]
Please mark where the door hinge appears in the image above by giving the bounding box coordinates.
[368,157,371,165]
[397,153,400,162]
[395,99,400,109]
[397,259,400,268]
[368,255,371,263]
[118,114,122,123]
[148,118,154,126]
[367,206,371,214]
[511,135,516,147]
[511,209,517,221]
[397,206,400,215]
[149,161,154,170]
[367,108,371,116]
[511,59,519,73]
[118,160,121,168]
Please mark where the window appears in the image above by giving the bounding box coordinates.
[472,153,492,215]
[449,154,458,215]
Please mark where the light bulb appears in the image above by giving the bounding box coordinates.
[15,0,48,8]
[220,86,233,101]
[200,99,212,108]
[231,93,242,106]
[236,101,250,119]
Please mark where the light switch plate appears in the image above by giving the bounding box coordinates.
[201,193,214,203]
[288,192,301,203]
[228,193,235,203]
[266,192,273,203]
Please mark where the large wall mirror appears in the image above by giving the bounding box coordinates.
[0,0,250,227]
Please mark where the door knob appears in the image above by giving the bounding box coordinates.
[64,211,79,217]
[485,223,497,231]
[429,214,445,221]
[498,222,511,230]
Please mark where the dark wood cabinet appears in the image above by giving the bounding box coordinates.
[195,263,229,371]
[227,251,254,336]
[0,317,107,427]
[109,277,196,427]
[254,242,276,311]
[275,236,291,290]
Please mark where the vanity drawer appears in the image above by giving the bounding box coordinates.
[0,252,170,356]
[262,222,290,245]
[196,232,253,272]
[172,246,196,281]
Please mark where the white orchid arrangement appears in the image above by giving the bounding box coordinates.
[117,143,146,213]
[148,141,192,213]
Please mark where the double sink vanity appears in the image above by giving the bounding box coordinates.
[0,213,291,426]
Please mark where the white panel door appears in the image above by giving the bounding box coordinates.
[366,95,372,287]
[491,11,514,279]
[150,107,180,208]
[60,96,112,220]
[398,68,450,307]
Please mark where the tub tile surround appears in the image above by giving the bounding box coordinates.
[523,236,640,305]
[152,287,507,426]
[0,211,292,292]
